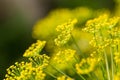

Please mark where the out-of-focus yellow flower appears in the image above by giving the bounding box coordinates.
[114,74,120,80]
[75,57,97,74]
[23,40,46,57]
[32,8,73,40]
[32,7,93,40]
[57,76,73,80]
[114,52,120,64]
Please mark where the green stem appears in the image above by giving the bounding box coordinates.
[50,64,71,78]
[104,50,111,80]
[44,71,57,79]
[110,47,114,80]
[74,55,79,63]
[87,73,93,80]
[65,61,86,80]
[100,61,107,80]
[99,29,110,80]
[108,29,114,80]
[71,34,82,55]
[91,72,99,80]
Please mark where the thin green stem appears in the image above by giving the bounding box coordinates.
[99,29,110,80]
[108,29,114,80]
[71,65,86,80]
[65,60,86,80]
[74,55,79,63]
[87,73,93,80]
[44,71,57,79]
[100,61,107,80]
[91,72,99,80]
[104,50,111,80]
[50,64,71,78]
[110,47,114,80]
[71,34,82,55]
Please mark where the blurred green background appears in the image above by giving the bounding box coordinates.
[0,0,116,79]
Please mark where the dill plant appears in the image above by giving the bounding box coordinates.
[4,8,120,80]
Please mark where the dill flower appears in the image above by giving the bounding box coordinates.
[82,14,109,34]
[114,52,120,64]
[32,66,46,80]
[4,7,120,80]
[75,57,97,74]
[5,61,46,80]
[5,62,26,80]
[83,14,120,52]
[53,49,76,64]
[83,14,120,34]
[109,27,120,37]
[57,76,73,80]
[23,40,46,57]
[89,37,112,51]
[32,7,93,40]
[32,8,73,39]
[18,63,46,80]
[54,19,77,46]
[29,54,50,68]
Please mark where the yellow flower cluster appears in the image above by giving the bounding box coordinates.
[4,39,51,80]
[32,7,93,40]
[82,14,120,80]
[83,14,120,51]
[57,76,73,80]
[4,8,120,80]
[114,52,120,64]
[29,54,50,68]
[33,66,46,80]
[83,14,108,33]
[83,14,120,34]
[4,62,46,80]
[18,63,46,80]
[23,40,46,57]
[108,27,120,37]
[53,49,76,64]
[89,37,112,51]
[54,19,77,46]
[5,62,25,80]
[75,57,97,74]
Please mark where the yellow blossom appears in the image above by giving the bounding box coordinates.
[54,19,77,46]
[114,52,120,64]
[29,54,50,68]
[4,62,46,80]
[53,49,76,64]
[75,57,97,74]
[57,76,73,80]
[83,14,120,34]
[23,40,46,57]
